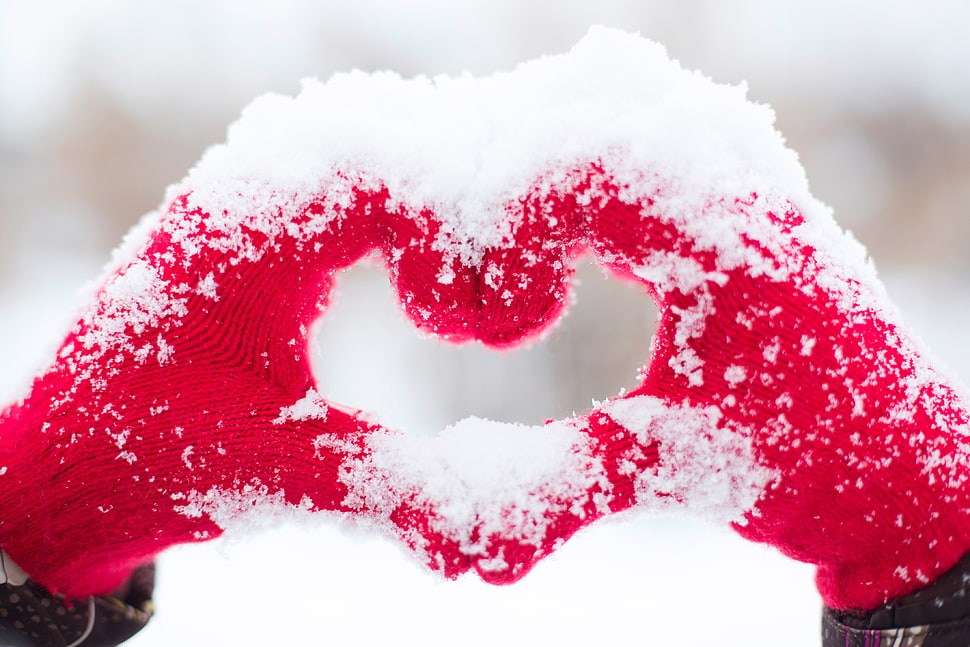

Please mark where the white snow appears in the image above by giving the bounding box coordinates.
[274,388,330,424]
[603,396,776,523]
[343,416,608,553]
[172,483,315,530]
[77,258,189,364]
[159,26,875,303]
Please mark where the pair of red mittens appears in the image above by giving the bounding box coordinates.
[3,29,968,618]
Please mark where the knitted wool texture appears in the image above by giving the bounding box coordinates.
[2,31,970,611]
[0,188,483,599]
[453,168,970,612]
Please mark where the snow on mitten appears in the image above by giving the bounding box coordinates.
[0,181,483,598]
[465,160,970,613]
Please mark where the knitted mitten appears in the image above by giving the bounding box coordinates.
[0,186,480,599]
[5,28,966,614]
[453,161,970,613]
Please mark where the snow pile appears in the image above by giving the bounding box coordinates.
[152,26,870,283]
[344,417,608,563]
[87,26,884,367]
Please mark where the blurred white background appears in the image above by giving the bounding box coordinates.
[1,1,968,645]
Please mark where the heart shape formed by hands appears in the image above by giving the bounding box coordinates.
[2,28,970,615]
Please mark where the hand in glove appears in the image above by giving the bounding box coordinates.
[462,159,970,613]
[0,186,477,598]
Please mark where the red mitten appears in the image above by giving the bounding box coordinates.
[455,162,970,612]
[0,183,482,598]
[3,28,965,616]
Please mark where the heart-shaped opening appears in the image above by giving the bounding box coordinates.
[312,258,658,435]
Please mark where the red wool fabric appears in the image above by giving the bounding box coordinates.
[0,188,475,598]
[1,162,969,613]
[459,166,970,612]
